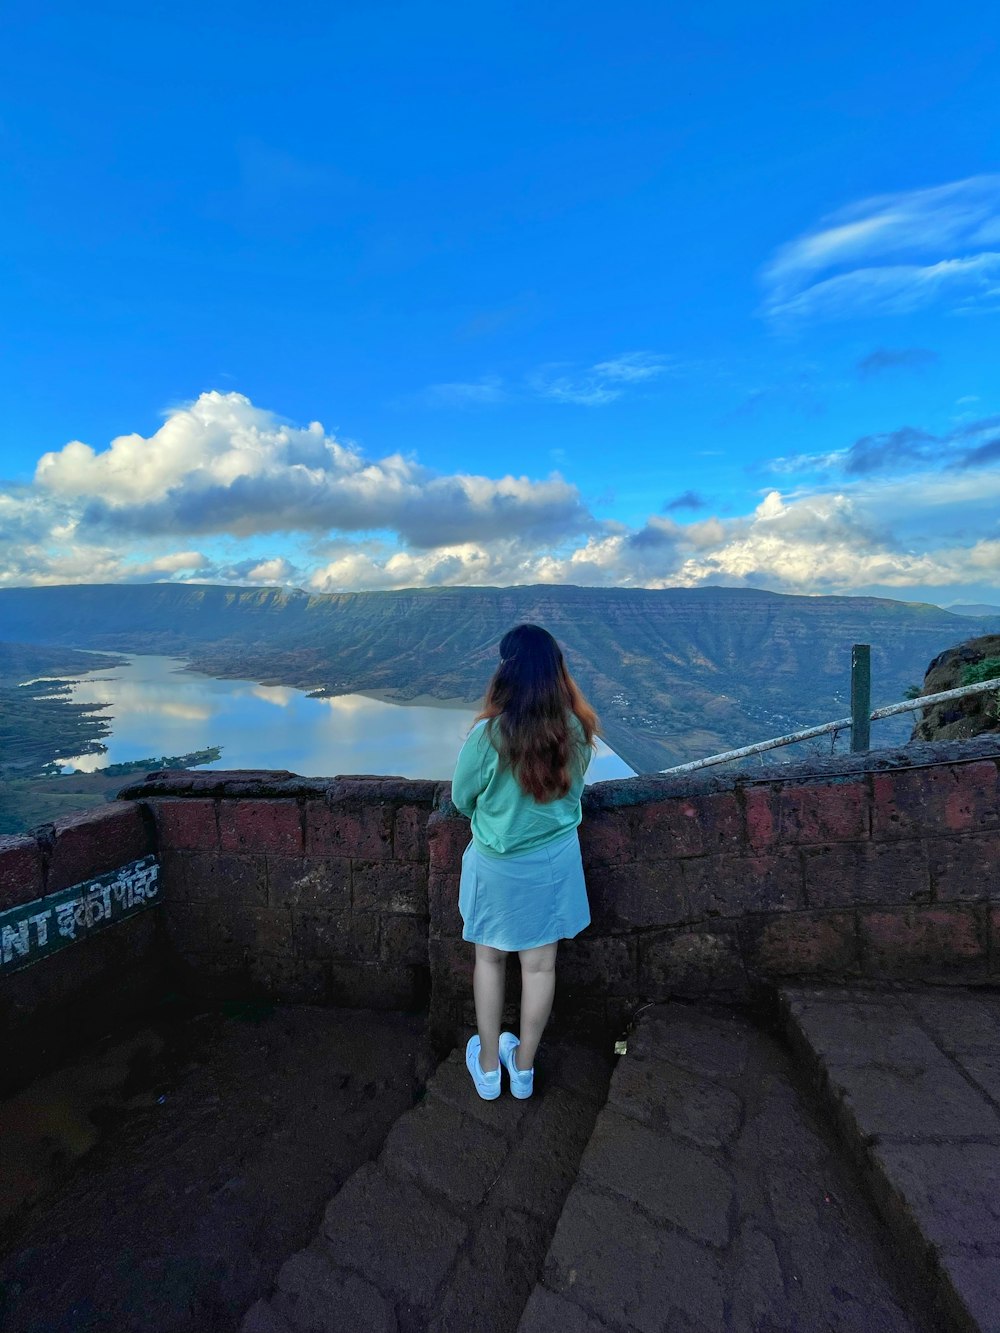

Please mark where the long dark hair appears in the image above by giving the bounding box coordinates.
[475,624,599,802]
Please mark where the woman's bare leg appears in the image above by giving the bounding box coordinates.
[516,942,558,1070]
[473,943,507,1072]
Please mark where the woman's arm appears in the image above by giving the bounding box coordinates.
[569,711,594,780]
[451,723,492,817]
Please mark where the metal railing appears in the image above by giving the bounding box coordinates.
[658,667,1000,779]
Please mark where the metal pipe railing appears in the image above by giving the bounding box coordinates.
[657,677,1000,778]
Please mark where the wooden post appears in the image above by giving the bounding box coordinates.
[851,644,871,752]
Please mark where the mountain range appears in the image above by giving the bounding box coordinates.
[1,583,996,773]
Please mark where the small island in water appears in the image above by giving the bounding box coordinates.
[62,748,223,777]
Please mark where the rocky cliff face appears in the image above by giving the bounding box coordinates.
[1,583,995,772]
[909,634,1000,743]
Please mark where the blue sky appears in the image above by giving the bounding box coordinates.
[2,1,1000,605]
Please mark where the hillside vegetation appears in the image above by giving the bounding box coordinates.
[910,635,1000,743]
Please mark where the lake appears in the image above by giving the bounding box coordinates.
[57,654,635,783]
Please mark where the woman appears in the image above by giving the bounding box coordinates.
[451,623,598,1100]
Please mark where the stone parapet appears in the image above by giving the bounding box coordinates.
[120,772,447,1010]
[427,738,1000,1046]
[5,739,1000,1087]
[0,802,162,1094]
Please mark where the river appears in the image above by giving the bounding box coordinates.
[56,654,635,783]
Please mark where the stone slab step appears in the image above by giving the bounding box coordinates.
[519,1001,930,1333]
[243,1036,613,1333]
[782,985,1000,1333]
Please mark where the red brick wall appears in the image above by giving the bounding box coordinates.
[0,803,162,1094]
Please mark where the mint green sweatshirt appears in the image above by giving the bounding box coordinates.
[451,715,592,857]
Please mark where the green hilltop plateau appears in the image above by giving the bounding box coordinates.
[2,583,997,780]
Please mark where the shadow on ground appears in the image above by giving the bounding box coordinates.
[0,1001,433,1333]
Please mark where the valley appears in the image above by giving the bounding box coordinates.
[2,582,994,778]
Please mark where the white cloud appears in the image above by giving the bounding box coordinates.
[145,551,208,574]
[5,389,1000,605]
[590,353,670,384]
[770,255,1000,323]
[303,490,935,595]
[760,447,848,475]
[310,543,501,592]
[243,556,297,583]
[764,412,1000,482]
[5,470,999,600]
[763,175,1000,321]
[531,352,671,405]
[0,539,213,588]
[415,352,675,410]
[35,390,592,548]
[538,489,1000,596]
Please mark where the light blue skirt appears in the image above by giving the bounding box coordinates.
[459,829,591,952]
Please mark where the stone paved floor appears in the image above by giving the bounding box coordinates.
[7,992,998,1333]
[246,1038,614,1333]
[782,986,1000,1333]
[0,1003,432,1333]
[519,1003,932,1333]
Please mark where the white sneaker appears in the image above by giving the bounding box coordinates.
[499,1031,534,1099]
[466,1035,501,1100]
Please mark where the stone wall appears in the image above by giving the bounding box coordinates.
[0,803,163,1094]
[117,771,442,1011]
[5,737,999,1082]
[428,737,1000,1045]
